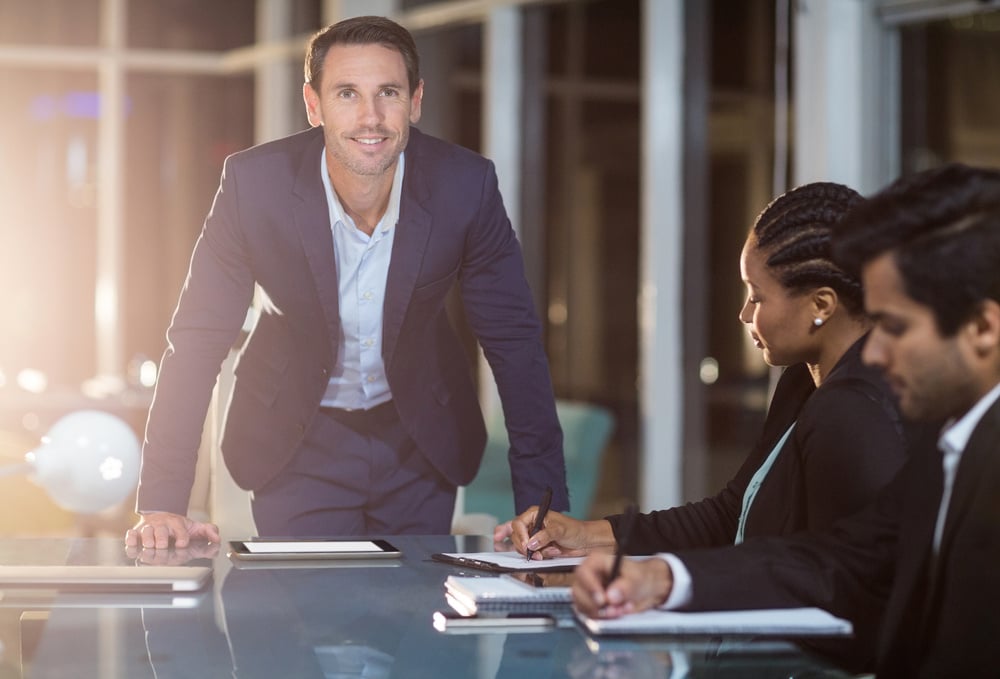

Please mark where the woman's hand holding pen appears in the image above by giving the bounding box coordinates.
[494,510,616,559]
[572,554,673,619]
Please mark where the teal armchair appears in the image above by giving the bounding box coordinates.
[461,399,615,522]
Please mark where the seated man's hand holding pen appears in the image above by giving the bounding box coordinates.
[572,554,674,619]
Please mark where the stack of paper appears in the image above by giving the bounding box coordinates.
[576,607,853,637]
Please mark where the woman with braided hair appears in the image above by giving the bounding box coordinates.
[498,182,910,556]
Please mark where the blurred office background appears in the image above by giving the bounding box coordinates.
[1,0,999,534]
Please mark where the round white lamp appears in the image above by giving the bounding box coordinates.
[6,410,142,514]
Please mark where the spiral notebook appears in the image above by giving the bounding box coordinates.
[445,574,572,615]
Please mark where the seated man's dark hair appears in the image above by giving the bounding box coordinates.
[833,163,1000,336]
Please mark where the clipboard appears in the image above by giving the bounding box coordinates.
[431,551,582,573]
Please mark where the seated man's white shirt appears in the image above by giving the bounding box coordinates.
[658,553,693,609]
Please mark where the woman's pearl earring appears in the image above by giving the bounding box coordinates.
[813,318,824,327]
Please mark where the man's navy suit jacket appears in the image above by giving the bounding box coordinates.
[675,398,1000,677]
[138,126,567,517]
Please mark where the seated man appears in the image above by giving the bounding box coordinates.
[572,163,1000,679]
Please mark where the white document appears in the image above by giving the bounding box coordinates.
[577,606,853,637]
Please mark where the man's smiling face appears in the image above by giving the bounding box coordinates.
[304,43,423,181]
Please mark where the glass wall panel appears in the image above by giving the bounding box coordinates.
[0,68,100,388]
[0,0,100,47]
[537,0,780,509]
[122,72,254,369]
[413,22,482,149]
[408,22,487,404]
[127,0,255,50]
[701,0,779,493]
[581,0,640,79]
[539,1,640,512]
[899,10,1000,174]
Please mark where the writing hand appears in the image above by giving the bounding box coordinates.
[525,487,553,560]
[507,509,611,559]
[572,554,673,619]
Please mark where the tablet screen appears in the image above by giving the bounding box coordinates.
[242,541,383,554]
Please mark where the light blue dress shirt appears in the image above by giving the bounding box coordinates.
[318,152,405,410]
[734,423,796,545]
[661,422,796,609]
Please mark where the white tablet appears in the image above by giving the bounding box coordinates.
[227,538,402,561]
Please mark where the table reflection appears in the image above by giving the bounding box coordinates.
[4,537,854,679]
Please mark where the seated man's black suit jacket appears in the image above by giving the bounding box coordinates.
[676,398,1000,678]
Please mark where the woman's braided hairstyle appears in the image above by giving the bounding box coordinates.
[750,182,865,316]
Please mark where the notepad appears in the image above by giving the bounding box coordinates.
[576,606,853,637]
[445,574,572,614]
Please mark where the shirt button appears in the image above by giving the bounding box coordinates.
[363,291,373,300]
[366,375,377,383]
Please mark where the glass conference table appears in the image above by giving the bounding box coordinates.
[0,535,854,678]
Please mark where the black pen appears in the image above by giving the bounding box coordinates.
[608,502,638,583]
[524,486,553,561]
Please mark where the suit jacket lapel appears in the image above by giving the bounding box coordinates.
[938,398,1000,554]
[877,400,1000,672]
[382,138,432,369]
[291,134,341,352]
[896,398,1000,665]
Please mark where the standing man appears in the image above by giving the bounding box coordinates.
[572,163,1000,677]
[127,16,567,547]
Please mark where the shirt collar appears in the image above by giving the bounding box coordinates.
[938,381,1000,456]
[320,152,406,235]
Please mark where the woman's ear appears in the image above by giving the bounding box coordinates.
[811,287,839,326]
